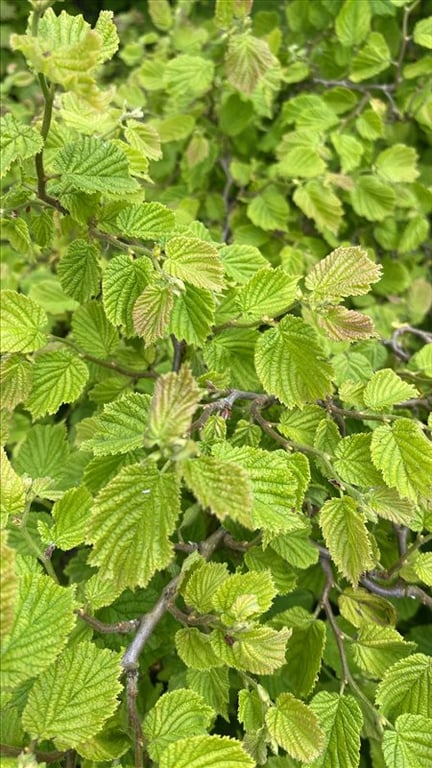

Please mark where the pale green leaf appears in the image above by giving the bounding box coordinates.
[276,145,326,179]
[399,216,430,254]
[350,176,396,221]
[319,496,374,585]
[117,202,175,240]
[183,561,230,614]
[349,32,391,82]
[413,17,432,49]
[72,301,118,358]
[53,136,139,195]
[237,267,299,320]
[293,180,343,234]
[102,254,152,336]
[148,0,173,30]
[146,366,201,447]
[0,531,17,641]
[309,692,363,768]
[375,654,432,719]
[338,588,397,628]
[13,423,70,482]
[133,281,174,345]
[0,448,26,524]
[164,237,225,291]
[270,525,319,570]
[219,244,268,284]
[124,120,162,161]
[212,570,276,622]
[204,328,259,391]
[363,369,419,412]
[226,33,275,94]
[0,113,43,178]
[144,689,214,761]
[382,714,432,768]
[413,552,432,586]
[244,546,298,595]
[370,419,432,501]
[336,0,371,46]
[164,55,214,105]
[0,291,48,354]
[169,284,215,346]
[38,486,92,550]
[352,625,415,679]
[57,239,101,303]
[1,573,75,690]
[187,667,230,719]
[375,144,419,183]
[175,628,224,670]
[211,626,290,674]
[22,641,122,750]
[182,456,253,527]
[331,133,364,173]
[278,405,323,445]
[94,10,119,61]
[266,693,324,762]
[273,607,326,698]
[25,350,89,419]
[255,316,333,408]
[81,393,150,455]
[238,689,265,732]
[87,463,180,590]
[0,355,33,411]
[159,735,254,768]
[155,114,196,142]
[1,217,31,255]
[306,246,382,302]
[365,486,415,525]
[334,434,383,487]
[247,186,290,231]
[318,306,377,341]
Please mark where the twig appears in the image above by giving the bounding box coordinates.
[126,669,144,768]
[313,77,396,93]
[383,325,432,362]
[171,335,186,372]
[360,575,432,610]
[0,745,65,763]
[319,400,398,423]
[76,609,140,634]
[51,336,158,380]
[219,156,234,243]
[188,390,273,434]
[395,0,421,86]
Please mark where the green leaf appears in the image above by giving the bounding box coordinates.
[309,692,363,768]
[382,714,432,768]
[53,136,139,195]
[22,641,122,750]
[413,552,432,586]
[276,145,327,179]
[247,186,290,231]
[319,496,374,585]
[398,216,430,254]
[133,281,174,345]
[352,625,415,679]
[0,113,43,178]
[211,626,290,674]
[116,202,175,239]
[278,405,323,445]
[176,628,225,670]
[94,10,119,61]
[146,366,201,447]
[293,180,343,235]
[238,689,265,731]
[255,316,333,408]
[375,654,432,719]
[334,434,384,487]
[0,531,17,641]
[220,244,268,284]
[72,301,118,358]
[244,546,298,595]
[148,0,173,30]
[183,561,230,614]
[81,393,150,455]
[212,570,276,622]
[331,133,364,173]
[335,0,371,46]
[306,246,382,302]
[38,486,92,550]
[169,284,215,346]
[164,55,214,105]
[57,239,101,303]
[266,693,324,762]
[164,237,225,291]
[0,355,33,412]
[370,419,432,501]
[338,587,397,628]
[1,217,31,255]
[349,32,391,82]
[0,291,48,354]
[413,17,432,49]
[124,120,162,162]
[159,735,254,768]
[1,573,75,690]
[237,267,299,320]
[187,667,230,719]
[350,176,396,221]
[182,456,253,527]
[102,254,152,336]
[13,423,70,482]
[363,369,419,412]
[375,144,419,183]
[0,448,25,524]
[225,33,275,95]
[365,486,415,526]
[143,689,214,761]
[204,328,259,391]
[25,350,89,419]
[270,525,319,570]
[274,607,326,698]
[318,306,377,341]
[87,463,180,590]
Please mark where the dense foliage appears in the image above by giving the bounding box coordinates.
[1,1,432,767]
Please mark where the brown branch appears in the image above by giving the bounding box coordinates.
[76,609,140,634]
[0,745,65,764]
[188,390,273,434]
[126,668,145,768]
[383,325,432,362]
[171,335,186,372]
[360,575,432,610]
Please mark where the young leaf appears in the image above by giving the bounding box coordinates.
[146,366,201,447]
[133,281,174,345]
[219,244,269,284]
[375,654,432,720]
[1,448,26,524]
[338,588,397,629]
[225,33,275,95]
[1,573,75,690]
[22,641,122,750]
[87,463,180,590]
[350,176,396,222]
[211,626,291,675]
[102,254,152,336]
[319,496,374,585]
[182,456,254,527]
[57,239,101,303]
[364,486,415,526]
[94,9,119,61]
[143,689,214,761]
[25,350,89,419]
[318,307,377,342]
[413,17,432,48]
[53,136,139,195]
[38,486,92,550]
[187,668,230,720]
[72,301,118,358]
[169,284,215,346]
[164,237,225,291]
[309,692,363,768]
[305,246,382,302]
[0,355,33,411]
[293,180,343,234]
[266,693,324,762]
[413,552,432,587]
[237,267,299,320]
[352,625,415,679]
[375,144,419,184]
[13,423,70,482]
[334,434,383,487]
[116,202,175,239]
[381,714,432,768]
[247,186,290,231]
[349,32,391,82]
[335,0,371,46]
[245,546,298,595]
[363,369,419,412]
[183,561,230,614]
[255,316,333,408]
[370,419,432,501]
[0,113,43,178]
[204,328,259,391]
[0,291,48,354]
[81,393,150,456]
[159,735,254,768]
[175,628,225,670]
[273,607,326,698]
[212,570,277,622]
[0,531,17,641]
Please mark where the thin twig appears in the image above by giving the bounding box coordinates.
[126,669,144,768]
[51,336,158,380]
[319,400,398,423]
[76,609,140,634]
[171,335,186,372]
[0,745,65,763]
[360,575,432,609]
[219,156,234,243]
